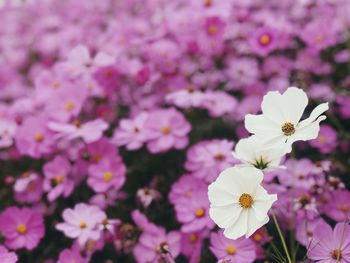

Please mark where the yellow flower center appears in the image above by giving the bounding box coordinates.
[315,36,323,44]
[195,208,205,217]
[189,233,197,243]
[226,245,237,255]
[214,153,225,161]
[103,171,113,181]
[162,127,171,135]
[34,133,44,142]
[239,193,253,208]
[340,204,349,213]
[17,224,27,234]
[207,25,218,35]
[253,233,262,242]
[260,34,270,45]
[65,102,74,111]
[331,249,342,260]
[318,135,325,143]
[56,175,63,184]
[79,221,87,229]
[52,82,60,89]
[281,122,295,136]
[204,0,212,6]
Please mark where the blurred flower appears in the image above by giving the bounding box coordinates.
[0,246,18,263]
[210,230,256,263]
[208,167,277,239]
[57,248,86,263]
[0,207,45,250]
[309,124,337,154]
[56,203,106,246]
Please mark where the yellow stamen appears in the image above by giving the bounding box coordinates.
[52,82,60,89]
[56,175,63,184]
[79,221,87,229]
[239,193,253,208]
[162,127,171,135]
[260,34,270,45]
[17,224,27,234]
[189,233,197,243]
[34,133,44,142]
[207,25,218,35]
[103,171,113,181]
[318,135,325,143]
[195,208,205,217]
[281,122,295,136]
[226,245,237,255]
[65,102,74,111]
[253,233,262,242]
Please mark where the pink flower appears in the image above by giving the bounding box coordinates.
[57,248,86,263]
[112,112,149,151]
[15,116,55,159]
[43,155,74,202]
[165,88,205,109]
[201,91,237,117]
[56,203,106,246]
[307,222,350,262]
[181,231,208,263]
[144,108,191,154]
[249,27,279,56]
[87,158,126,193]
[185,139,236,183]
[296,217,327,247]
[210,230,256,263]
[323,190,350,222]
[169,175,208,204]
[174,191,215,233]
[204,16,226,39]
[0,207,45,250]
[93,65,120,92]
[14,171,44,204]
[0,246,18,263]
[309,125,337,154]
[48,118,108,144]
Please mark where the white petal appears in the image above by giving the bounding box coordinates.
[209,167,246,197]
[209,204,242,228]
[298,102,329,128]
[233,136,258,164]
[282,87,308,124]
[208,183,237,206]
[246,215,269,238]
[223,209,248,240]
[244,114,281,137]
[261,91,285,123]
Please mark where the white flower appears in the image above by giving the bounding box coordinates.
[208,166,277,240]
[244,87,328,151]
[233,135,287,170]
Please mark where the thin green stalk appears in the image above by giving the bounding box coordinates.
[271,209,293,263]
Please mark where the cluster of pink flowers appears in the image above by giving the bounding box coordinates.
[0,0,350,262]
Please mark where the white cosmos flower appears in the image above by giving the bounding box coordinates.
[244,87,329,151]
[208,166,277,240]
[233,135,288,170]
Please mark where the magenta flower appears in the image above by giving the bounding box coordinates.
[0,246,18,263]
[323,190,350,222]
[112,112,149,151]
[48,118,108,144]
[43,155,74,202]
[185,139,236,182]
[309,125,337,154]
[296,217,327,247]
[0,207,45,250]
[87,157,126,193]
[56,203,106,246]
[93,65,120,92]
[144,108,191,154]
[201,91,237,117]
[57,248,86,263]
[307,222,350,262]
[14,171,43,204]
[210,230,256,263]
[181,231,208,263]
[15,116,55,159]
[168,175,208,205]
[249,27,278,56]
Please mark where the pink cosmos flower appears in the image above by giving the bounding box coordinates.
[87,158,126,193]
[181,231,208,263]
[15,116,55,159]
[165,88,205,109]
[250,228,271,259]
[0,246,18,263]
[56,203,107,246]
[169,175,208,204]
[226,58,260,89]
[249,27,279,56]
[309,125,337,154]
[204,16,226,39]
[174,190,215,232]
[307,222,350,262]
[93,65,120,92]
[43,155,74,202]
[14,171,44,204]
[57,248,86,263]
[201,91,237,117]
[48,118,108,144]
[0,207,45,250]
[112,112,149,151]
[323,190,350,222]
[337,95,350,119]
[210,230,256,263]
[185,139,236,183]
[144,108,191,154]
[296,217,327,247]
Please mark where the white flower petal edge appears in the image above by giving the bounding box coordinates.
[208,166,277,240]
[244,87,329,151]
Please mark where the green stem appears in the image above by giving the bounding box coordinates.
[271,209,293,263]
